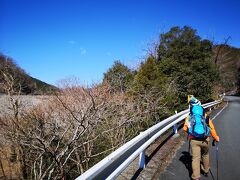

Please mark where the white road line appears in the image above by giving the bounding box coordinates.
[212,101,229,121]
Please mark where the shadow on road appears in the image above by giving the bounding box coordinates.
[179,151,216,180]
[179,151,192,179]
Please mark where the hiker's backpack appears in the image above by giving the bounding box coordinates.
[188,105,210,138]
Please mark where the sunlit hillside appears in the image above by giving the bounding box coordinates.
[0,54,57,94]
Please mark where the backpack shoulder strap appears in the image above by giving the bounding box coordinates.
[206,115,210,126]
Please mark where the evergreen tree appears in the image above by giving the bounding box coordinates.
[132,56,162,93]
[132,56,179,114]
[157,26,212,63]
[103,61,134,93]
[157,26,219,104]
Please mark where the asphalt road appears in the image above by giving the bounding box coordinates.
[159,96,240,180]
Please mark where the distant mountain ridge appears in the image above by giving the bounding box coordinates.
[0,53,57,94]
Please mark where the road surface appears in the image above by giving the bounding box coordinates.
[159,96,240,180]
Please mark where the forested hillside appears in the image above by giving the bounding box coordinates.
[0,54,57,94]
[213,45,240,95]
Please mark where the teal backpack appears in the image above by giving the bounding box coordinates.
[188,105,210,139]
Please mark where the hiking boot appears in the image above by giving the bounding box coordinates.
[203,172,209,177]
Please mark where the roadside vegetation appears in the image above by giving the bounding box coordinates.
[0,26,239,179]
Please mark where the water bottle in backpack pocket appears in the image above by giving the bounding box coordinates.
[188,105,210,138]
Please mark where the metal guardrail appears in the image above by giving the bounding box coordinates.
[76,99,223,180]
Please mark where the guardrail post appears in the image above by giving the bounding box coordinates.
[173,124,178,134]
[139,150,145,169]
[138,132,145,169]
[173,111,179,138]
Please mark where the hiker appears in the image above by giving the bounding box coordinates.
[183,96,219,180]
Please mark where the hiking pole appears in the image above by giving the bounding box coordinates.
[216,142,219,180]
[212,140,219,180]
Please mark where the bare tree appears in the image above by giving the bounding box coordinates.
[0,74,178,179]
[0,80,140,179]
[0,68,25,179]
[214,36,231,64]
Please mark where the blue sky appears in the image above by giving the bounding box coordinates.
[1,0,240,85]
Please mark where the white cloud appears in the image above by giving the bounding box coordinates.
[68,40,76,44]
[80,48,87,55]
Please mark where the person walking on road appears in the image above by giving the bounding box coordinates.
[184,96,220,180]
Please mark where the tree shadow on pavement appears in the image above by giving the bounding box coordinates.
[179,151,192,179]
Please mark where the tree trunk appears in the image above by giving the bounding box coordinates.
[0,159,7,180]
[19,145,28,179]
